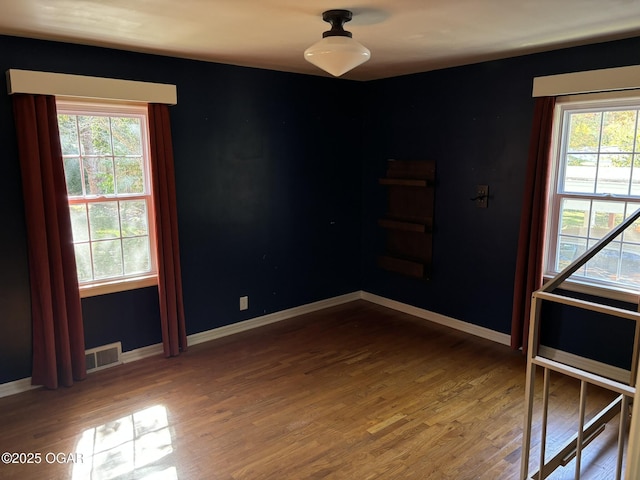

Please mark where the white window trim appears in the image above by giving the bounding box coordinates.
[58,100,159,297]
[544,89,640,304]
[79,275,158,298]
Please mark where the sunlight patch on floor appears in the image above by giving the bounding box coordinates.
[72,404,176,479]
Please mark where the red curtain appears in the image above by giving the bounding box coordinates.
[12,94,86,389]
[148,104,188,357]
[511,96,556,352]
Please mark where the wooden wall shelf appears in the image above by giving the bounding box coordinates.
[377,160,435,279]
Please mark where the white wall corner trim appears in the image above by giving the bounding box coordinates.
[532,64,640,98]
[361,291,511,346]
[6,69,177,105]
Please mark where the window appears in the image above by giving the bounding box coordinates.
[545,92,640,299]
[57,101,157,296]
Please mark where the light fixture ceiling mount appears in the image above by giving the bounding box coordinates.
[321,9,354,38]
[304,9,371,77]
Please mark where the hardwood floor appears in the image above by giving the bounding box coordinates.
[0,300,625,479]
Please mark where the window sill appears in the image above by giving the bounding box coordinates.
[79,275,158,298]
[542,275,640,305]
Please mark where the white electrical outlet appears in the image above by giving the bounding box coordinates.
[240,296,248,311]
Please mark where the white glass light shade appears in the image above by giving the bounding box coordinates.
[304,36,371,77]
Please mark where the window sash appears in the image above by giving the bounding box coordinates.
[57,101,158,296]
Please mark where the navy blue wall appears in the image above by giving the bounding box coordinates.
[361,37,640,367]
[361,58,534,334]
[3,33,640,385]
[540,290,635,370]
[0,35,363,383]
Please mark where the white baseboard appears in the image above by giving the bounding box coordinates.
[113,292,365,361]
[187,291,362,346]
[2,292,631,400]
[538,345,632,384]
[0,292,362,397]
[121,343,164,363]
[361,291,512,346]
[122,292,363,358]
[1,290,514,398]
[0,377,39,399]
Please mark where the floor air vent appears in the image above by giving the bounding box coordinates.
[85,342,122,373]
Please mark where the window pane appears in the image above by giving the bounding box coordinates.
[559,198,590,236]
[63,157,83,196]
[623,202,640,243]
[78,116,112,156]
[567,112,601,152]
[631,155,640,196]
[601,110,637,152]
[620,244,640,286]
[84,157,115,195]
[589,201,624,239]
[563,154,597,193]
[92,239,123,279]
[120,200,148,237]
[69,204,89,242]
[123,237,150,275]
[557,236,587,274]
[58,115,79,155]
[74,243,93,283]
[89,202,121,240]
[111,117,142,156]
[596,154,632,195]
[585,242,621,282]
[115,157,144,194]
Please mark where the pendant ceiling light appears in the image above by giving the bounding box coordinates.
[304,9,371,77]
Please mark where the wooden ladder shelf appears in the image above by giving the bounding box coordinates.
[377,159,435,279]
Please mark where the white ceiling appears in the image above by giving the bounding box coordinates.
[2,0,640,81]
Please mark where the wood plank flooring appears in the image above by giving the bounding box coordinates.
[0,300,625,479]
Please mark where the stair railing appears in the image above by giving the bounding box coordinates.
[520,207,640,480]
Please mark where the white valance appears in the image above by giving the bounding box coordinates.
[6,69,177,105]
[533,64,640,98]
